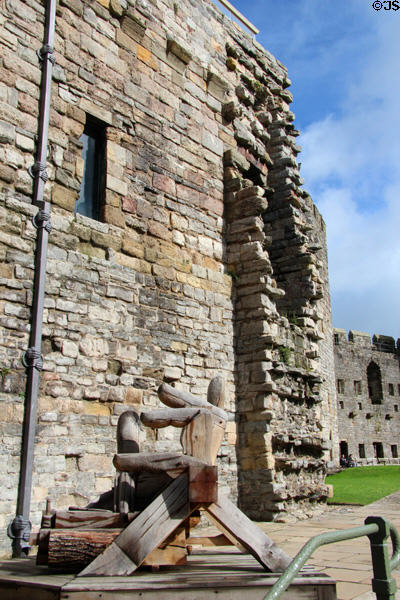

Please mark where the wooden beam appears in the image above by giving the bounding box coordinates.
[188,465,218,504]
[205,496,292,572]
[114,452,205,478]
[158,383,227,420]
[78,473,193,576]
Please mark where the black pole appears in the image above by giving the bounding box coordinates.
[8,0,56,558]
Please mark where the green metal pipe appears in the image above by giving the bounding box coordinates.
[264,518,399,600]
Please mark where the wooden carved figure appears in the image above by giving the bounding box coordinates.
[78,377,291,576]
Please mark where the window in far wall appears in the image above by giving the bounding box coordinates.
[367,362,383,404]
[373,441,384,459]
[75,115,106,220]
[389,383,394,396]
[353,380,362,395]
[337,379,345,394]
[358,444,365,459]
[391,445,398,458]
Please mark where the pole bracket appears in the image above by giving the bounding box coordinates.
[22,348,43,371]
[7,515,32,557]
[28,161,49,183]
[32,209,52,233]
[37,44,55,65]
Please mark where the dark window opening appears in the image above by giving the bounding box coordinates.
[373,442,384,459]
[334,333,339,345]
[358,402,362,410]
[75,116,106,220]
[340,440,348,457]
[339,401,344,409]
[394,405,399,412]
[398,384,400,395]
[367,362,383,404]
[337,379,345,394]
[353,380,362,395]
[391,445,398,458]
[358,444,365,459]
[389,383,394,396]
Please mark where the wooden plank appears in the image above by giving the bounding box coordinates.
[0,555,336,599]
[188,465,218,503]
[187,533,233,547]
[58,587,320,600]
[205,496,292,572]
[143,527,187,567]
[54,510,130,529]
[181,412,225,465]
[78,474,193,576]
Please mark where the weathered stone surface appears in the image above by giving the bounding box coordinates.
[334,329,400,465]
[0,0,338,559]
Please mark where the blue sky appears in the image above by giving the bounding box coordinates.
[217,0,400,339]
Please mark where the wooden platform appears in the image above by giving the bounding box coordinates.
[0,549,336,600]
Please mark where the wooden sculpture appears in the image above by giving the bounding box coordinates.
[36,377,291,576]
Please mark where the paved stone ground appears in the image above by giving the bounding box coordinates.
[259,491,400,599]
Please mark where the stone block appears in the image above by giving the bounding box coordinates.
[202,129,223,155]
[137,44,158,71]
[103,205,126,228]
[121,12,146,42]
[125,387,143,405]
[0,119,15,143]
[166,37,192,65]
[107,174,128,196]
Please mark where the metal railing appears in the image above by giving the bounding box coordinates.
[264,516,400,600]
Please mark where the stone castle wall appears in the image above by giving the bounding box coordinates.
[0,0,336,556]
[334,329,400,463]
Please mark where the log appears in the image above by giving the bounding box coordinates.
[205,495,292,572]
[113,471,136,514]
[47,529,121,570]
[158,383,227,420]
[207,376,226,409]
[42,526,187,571]
[117,409,140,453]
[114,452,205,478]
[78,473,193,576]
[141,407,200,428]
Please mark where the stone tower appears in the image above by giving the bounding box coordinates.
[0,0,337,556]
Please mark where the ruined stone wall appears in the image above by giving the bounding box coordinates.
[0,0,336,556]
[334,329,400,463]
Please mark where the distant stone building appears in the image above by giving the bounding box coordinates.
[334,329,400,464]
[0,0,337,556]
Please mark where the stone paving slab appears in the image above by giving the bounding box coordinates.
[257,491,400,600]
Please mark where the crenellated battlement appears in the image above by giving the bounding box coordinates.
[333,329,400,354]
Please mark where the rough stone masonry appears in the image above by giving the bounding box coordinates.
[0,0,337,556]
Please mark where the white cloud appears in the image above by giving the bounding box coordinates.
[298,10,400,338]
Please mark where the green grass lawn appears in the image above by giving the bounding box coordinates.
[326,465,400,505]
